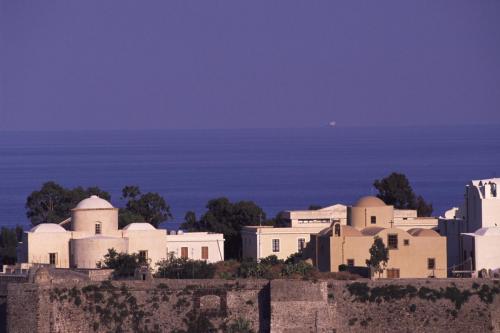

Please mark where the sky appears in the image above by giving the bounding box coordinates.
[1,1,499,130]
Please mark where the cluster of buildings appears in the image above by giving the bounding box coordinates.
[6,177,500,279]
[243,196,446,278]
[15,195,224,271]
[243,177,500,278]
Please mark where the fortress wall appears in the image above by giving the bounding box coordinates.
[6,277,500,332]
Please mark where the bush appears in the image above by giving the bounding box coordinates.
[155,256,215,279]
[99,248,149,278]
[226,317,254,333]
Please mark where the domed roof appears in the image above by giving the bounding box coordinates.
[407,228,440,237]
[474,227,500,236]
[123,223,156,231]
[74,195,114,210]
[30,223,67,233]
[354,196,386,207]
[361,226,386,236]
[342,225,362,237]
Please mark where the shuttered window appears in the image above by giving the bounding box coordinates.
[181,247,188,258]
[201,247,209,260]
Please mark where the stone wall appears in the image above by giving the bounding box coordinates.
[7,279,268,333]
[5,276,500,332]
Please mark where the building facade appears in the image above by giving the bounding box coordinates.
[439,178,500,274]
[312,196,447,278]
[17,196,224,270]
[241,204,346,260]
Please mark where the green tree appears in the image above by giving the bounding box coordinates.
[118,209,144,229]
[262,210,289,228]
[180,211,198,231]
[0,226,23,265]
[180,197,265,260]
[99,248,148,278]
[373,172,433,216]
[25,181,111,225]
[366,236,389,278]
[308,204,322,210]
[119,186,172,228]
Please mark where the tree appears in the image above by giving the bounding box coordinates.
[181,211,198,231]
[373,172,433,216]
[98,248,148,278]
[26,181,111,225]
[180,197,265,260]
[415,195,433,218]
[263,210,289,228]
[366,236,389,278]
[118,209,144,229]
[0,226,23,265]
[308,204,322,210]
[119,186,172,228]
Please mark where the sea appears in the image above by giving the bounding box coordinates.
[1,125,499,230]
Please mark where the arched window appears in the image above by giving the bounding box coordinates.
[334,224,341,237]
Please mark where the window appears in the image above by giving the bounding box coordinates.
[139,250,148,263]
[334,224,341,236]
[370,216,376,224]
[49,253,57,265]
[387,268,400,278]
[272,239,280,252]
[95,223,101,234]
[298,238,306,252]
[347,259,355,267]
[404,239,409,246]
[388,234,398,249]
[181,247,189,259]
[201,246,209,260]
[428,258,435,270]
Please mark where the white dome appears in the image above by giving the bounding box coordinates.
[123,223,156,231]
[475,227,500,236]
[75,195,114,210]
[30,223,67,233]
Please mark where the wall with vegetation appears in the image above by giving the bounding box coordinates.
[6,278,500,332]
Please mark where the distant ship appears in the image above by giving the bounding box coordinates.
[329,121,337,127]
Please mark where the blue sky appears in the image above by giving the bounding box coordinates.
[1,1,499,130]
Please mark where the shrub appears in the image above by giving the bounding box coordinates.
[99,248,150,278]
[227,317,254,333]
[155,256,215,279]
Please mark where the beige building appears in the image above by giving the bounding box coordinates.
[241,204,346,260]
[18,196,224,270]
[312,196,447,278]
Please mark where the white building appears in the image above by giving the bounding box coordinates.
[241,204,347,260]
[439,178,500,274]
[462,227,500,273]
[17,196,224,270]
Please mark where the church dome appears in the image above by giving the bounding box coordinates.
[74,195,114,210]
[354,196,386,207]
[30,223,67,233]
[407,228,440,237]
[123,223,156,231]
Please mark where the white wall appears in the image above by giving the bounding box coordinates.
[26,232,72,268]
[166,233,224,263]
[475,236,500,272]
[124,229,168,269]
